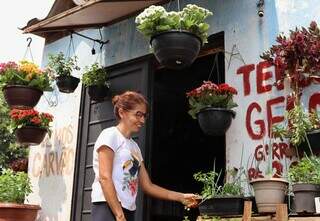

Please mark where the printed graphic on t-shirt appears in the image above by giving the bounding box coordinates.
[122,150,141,196]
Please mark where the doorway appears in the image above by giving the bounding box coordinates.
[150,36,226,221]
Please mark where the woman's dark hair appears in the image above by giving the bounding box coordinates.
[112,91,148,119]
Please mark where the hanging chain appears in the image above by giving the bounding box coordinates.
[23,37,34,62]
[207,53,221,84]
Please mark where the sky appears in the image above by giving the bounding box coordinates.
[0,0,55,66]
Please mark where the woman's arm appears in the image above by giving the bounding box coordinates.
[139,162,198,207]
[98,146,126,221]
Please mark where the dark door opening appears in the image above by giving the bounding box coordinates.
[150,45,226,220]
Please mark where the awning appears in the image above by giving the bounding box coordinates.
[22,0,168,37]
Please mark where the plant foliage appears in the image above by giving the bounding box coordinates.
[186,81,238,119]
[135,4,213,43]
[82,62,110,87]
[0,169,32,203]
[47,52,80,77]
[288,156,320,184]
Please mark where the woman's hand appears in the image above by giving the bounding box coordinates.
[181,193,202,208]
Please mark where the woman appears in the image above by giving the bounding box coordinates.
[91,91,199,221]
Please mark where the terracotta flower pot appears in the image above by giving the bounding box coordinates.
[150,30,201,70]
[0,203,40,221]
[250,178,288,214]
[2,85,43,109]
[56,75,80,93]
[197,107,236,136]
[15,126,47,146]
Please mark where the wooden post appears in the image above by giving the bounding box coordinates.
[243,200,252,221]
[276,204,288,221]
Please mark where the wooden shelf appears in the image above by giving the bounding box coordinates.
[197,201,320,221]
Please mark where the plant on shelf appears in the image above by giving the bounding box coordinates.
[193,167,245,216]
[82,62,110,101]
[0,60,53,109]
[9,109,53,146]
[47,52,80,93]
[287,156,320,214]
[135,4,213,69]
[186,81,237,136]
[273,105,320,156]
[261,21,320,156]
[0,169,40,221]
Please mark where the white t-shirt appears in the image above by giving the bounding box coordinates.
[91,126,143,211]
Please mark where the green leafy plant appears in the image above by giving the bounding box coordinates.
[193,168,244,201]
[288,156,320,184]
[186,81,238,119]
[0,169,32,203]
[82,62,110,87]
[0,92,28,171]
[47,52,80,77]
[0,61,53,91]
[273,104,320,148]
[135,4,213,43]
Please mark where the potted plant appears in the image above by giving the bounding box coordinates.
[47,52,80,93]
[0,169,40,221]
[250,138,288,214]
[288,156,320,214]
[135,4,212,69]
[82,62,110,101]
[261,21,320,156]
[186,81,237,136]
[193,168,246,216]
[9,109,53,146]
[0,61,53,109]
[273,105,320,157]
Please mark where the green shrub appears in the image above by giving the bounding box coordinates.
[0,169,32,203]
[82,62,109,87]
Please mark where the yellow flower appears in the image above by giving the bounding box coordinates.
[19,60,42,75]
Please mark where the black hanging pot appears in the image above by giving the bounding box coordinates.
[15,126,47,146]
[56,75,80,93]
[199,197,245,216]
[3,85,43,109]
[88,85,109,102]
[298,130,320,157]
[197,107,236,136]
[150,30,202,70]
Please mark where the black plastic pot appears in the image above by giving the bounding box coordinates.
[199,197,245,216]
[150,30,201,70]
[197,107,236,136]
[3,85,43,109]
[56,75,80,93]
[15,126,47,146]
[298,130,320,157]
[88,85,109,102]
[292,183,320,215]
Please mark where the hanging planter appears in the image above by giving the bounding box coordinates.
[0,61,53,109]
[150,30,201,69]
[10,109,53,146]
[88,85,109,101]
[197,107,236,136]
[15,126,47,146]
[186,81,238,136]
[47,51,81,94]
[56,75,80,93]
[135,4,212,69]
[82,62,110,102]
[3,85,43,109]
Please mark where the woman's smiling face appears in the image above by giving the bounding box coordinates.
[119,103,148,133]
